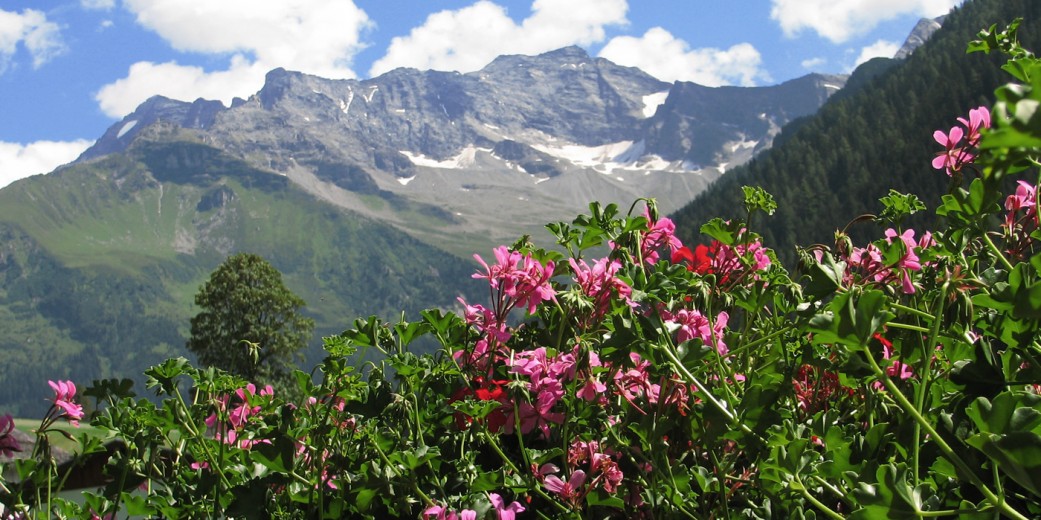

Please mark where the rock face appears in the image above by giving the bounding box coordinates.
[895,16,946,60]
[76,46,847,249]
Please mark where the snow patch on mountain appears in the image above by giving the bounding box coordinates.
[117,120,138,139]
[400,146,485,169]
[642,92,668,118]
[532,139,701,174]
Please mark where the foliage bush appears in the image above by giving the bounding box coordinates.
[3,22,1041,519]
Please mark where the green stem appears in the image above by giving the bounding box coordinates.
[981,232,1015,272]
[884,321,930,334]
[890,302,938,322]
[657,338,766,444]
[732,327,790,354]
[811,475,855,509]
[918,508,994,517]
[794,474,844,520]
[369,434,433,507]
[912,281,949,486]
[865,353,1029,520]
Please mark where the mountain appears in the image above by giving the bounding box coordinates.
[0,47,848,415]
[76,46,845,254]
[670,0,1040,265]
[0,126,484,415]
[895,15,946,60]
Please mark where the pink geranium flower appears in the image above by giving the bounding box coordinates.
[48,380,84,427]
[932,126,972,175]
[663,308,730,355]
[570,257,635,322]
[544,469,587,503]
[640,208,683,265]
[1005,180,1038,230]
[488,493,525,520]
[933,106,990,175]
[884,228,923,294]
[958,106,991,146]
[0,414,21,457]
[423,505,477,520]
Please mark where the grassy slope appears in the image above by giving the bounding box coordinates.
[0,135,480,416]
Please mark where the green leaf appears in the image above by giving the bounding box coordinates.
[700,218,737,245]
[850,464,920,519]
[965,432,1041,497]
[803,252,846,299]
[353,487,378,513]
[586,490,626,509]
[121,493,156,516]
[394,320,431,349]
[742,185,777,216]
[878,190,926,226]
[252,436,295,474]
[808,290,892,348]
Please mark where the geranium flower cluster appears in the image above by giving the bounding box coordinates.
[836,228,934,294]
[457,246,557,372]
[47,380,84,427]
[660,308,730,355]
[1004,180,1039,257]
[204,383,274,450]
[532,438,624,508]
[0,414,19,458]
[639,208,683,265]
[569,257,635,323]
[423,493,524,520]
[472,246,556,316]
[932,106,990,176]
[672,238,772,284]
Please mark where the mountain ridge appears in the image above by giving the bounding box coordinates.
[73,45,846,252]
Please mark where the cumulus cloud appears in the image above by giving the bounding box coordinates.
[853,40,900,69]
[770,0,961,43]
[96,57,269,118]
[0,8,65,72]
[96,0,371,118]
[0,140,93,189]
[598,27,768,86]
[369,0,628,76]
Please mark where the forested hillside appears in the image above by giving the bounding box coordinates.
[671,0,1041,264]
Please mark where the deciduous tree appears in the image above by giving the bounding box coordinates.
[187,253,313,389]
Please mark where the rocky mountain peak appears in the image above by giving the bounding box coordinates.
[79,95,226,161]
[895,16,945,60]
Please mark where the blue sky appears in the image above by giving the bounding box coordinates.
[0,0,962,188]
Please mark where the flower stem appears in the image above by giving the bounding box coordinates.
[981,231,1015,272]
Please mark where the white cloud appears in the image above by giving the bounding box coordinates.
[95,57,269,117]
[0,8,65,72]
[801,57,826,70]
[770,0,961,43]
[96,0,371,118]
[853,40,900,69]
[0,140,93,189]
[369,0,628,76]
[598,27,768,86]
[81,0,115,10]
